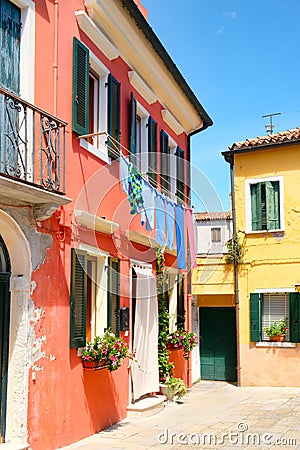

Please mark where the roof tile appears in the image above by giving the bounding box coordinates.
[229,127,300,151]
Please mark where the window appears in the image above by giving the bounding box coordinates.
[129,93,148,172]
[246,177,284,232]
[147,117,157,187]
[250,292,300,343]
[70,248,120,348]
[211,227,221,243]
[160,130,170,195]
[176,147,185,203]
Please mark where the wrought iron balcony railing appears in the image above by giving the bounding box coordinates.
[0,86,66,194]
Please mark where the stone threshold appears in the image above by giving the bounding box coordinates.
[0,443,29,450]
[127,395,165,419]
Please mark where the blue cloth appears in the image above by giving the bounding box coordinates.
[128,164,144,215]
[175,204,186,270]
[156,193,166,247]
[141,180,155,229]
[166,199,175,250]
[120,154,129,194]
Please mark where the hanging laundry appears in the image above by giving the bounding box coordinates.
[141,179,155,229]
[128,164,144,215]
[175,204,186,270]
[186,208,196,269]
[166,199,175,251]
[156,193,166,247]
[120,153,129,194]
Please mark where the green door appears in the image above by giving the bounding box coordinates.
[200,307,237,382]
[0,274,10,442]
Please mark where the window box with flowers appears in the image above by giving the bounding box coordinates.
[81,329,134,371]
[263,319,287,342]
[167,329,198,360]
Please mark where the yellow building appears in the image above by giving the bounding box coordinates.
[192,212,236,383]
[222,127,300,387]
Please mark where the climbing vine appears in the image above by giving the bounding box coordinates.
[225,234,244,265]
[156,247,174,381]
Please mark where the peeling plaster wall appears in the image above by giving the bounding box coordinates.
[0,206,53,445]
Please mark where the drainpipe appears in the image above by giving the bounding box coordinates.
[228,154,241,387]
[53,0,59,116]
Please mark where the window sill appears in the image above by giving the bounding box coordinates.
[245,229,285,235]
[256,341,296,348]
[79,139,110,164]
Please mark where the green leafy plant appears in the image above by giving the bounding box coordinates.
[167,329,198,359]
[263,319,287,337]
[165,376,187,401]
[225,234,244,265]
[81,329,134,372]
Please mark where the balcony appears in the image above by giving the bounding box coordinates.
[0,87,71,220]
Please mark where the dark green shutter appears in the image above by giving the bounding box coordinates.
[72,37,89,135]
[289,292,300,343]
[0,0,21,93]
[250,293,261,342]
[250,183,261,231]
[176,147,184,202]
[70,249,87,348]
[160,130,170,194]
[129,92,137,164]
[107,74,120,160]
[107,258,120,336]
[148,116,157,187]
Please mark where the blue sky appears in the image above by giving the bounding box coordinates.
[141,0,300,212]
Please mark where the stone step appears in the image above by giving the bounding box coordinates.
[127,395,165,418]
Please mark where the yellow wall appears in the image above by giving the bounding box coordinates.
[192,256,234,296]
[234,143,300,386]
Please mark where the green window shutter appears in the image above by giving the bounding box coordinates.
[107,74,120,160]
[70,248,87,348]
[72,37,89,135]
[129,92,137,165]
[250,293,261,342]
[147,116,157,187]
[176,147,185,203]
[0,0,21,93]
[160,130,170,193]
[289,292,300,343]
[107,258,120,336]
[266,180,280,230]
[250,183,261,231]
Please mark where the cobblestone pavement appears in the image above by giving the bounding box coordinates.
[59,381,300,449]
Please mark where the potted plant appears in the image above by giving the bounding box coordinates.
[160,376,187,403]
[81,329,134,371]
[167,329,198,359]
[263,319,287,342]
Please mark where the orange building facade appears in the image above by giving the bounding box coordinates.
[0,0,212,448]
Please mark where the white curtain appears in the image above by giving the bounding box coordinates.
[131,267,159,401]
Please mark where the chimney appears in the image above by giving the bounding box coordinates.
[132,0,148,21]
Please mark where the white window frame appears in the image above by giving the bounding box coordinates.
[79,51,110,163]
[169,137,177,201]
[136,101,149,174]
[245,176,285,234]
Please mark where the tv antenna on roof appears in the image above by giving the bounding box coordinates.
[262,112,281,135]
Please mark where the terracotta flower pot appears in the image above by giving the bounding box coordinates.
[82,359,108,370]
[269,334,285,342]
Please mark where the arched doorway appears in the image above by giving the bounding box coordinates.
[0,235,11,442]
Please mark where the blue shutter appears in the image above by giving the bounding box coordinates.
[0,0,21,93]
[72,37,89,135]
[250,293,261,342]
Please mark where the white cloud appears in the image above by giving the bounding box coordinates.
[216,26,225,36]
[223,11,238,19]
